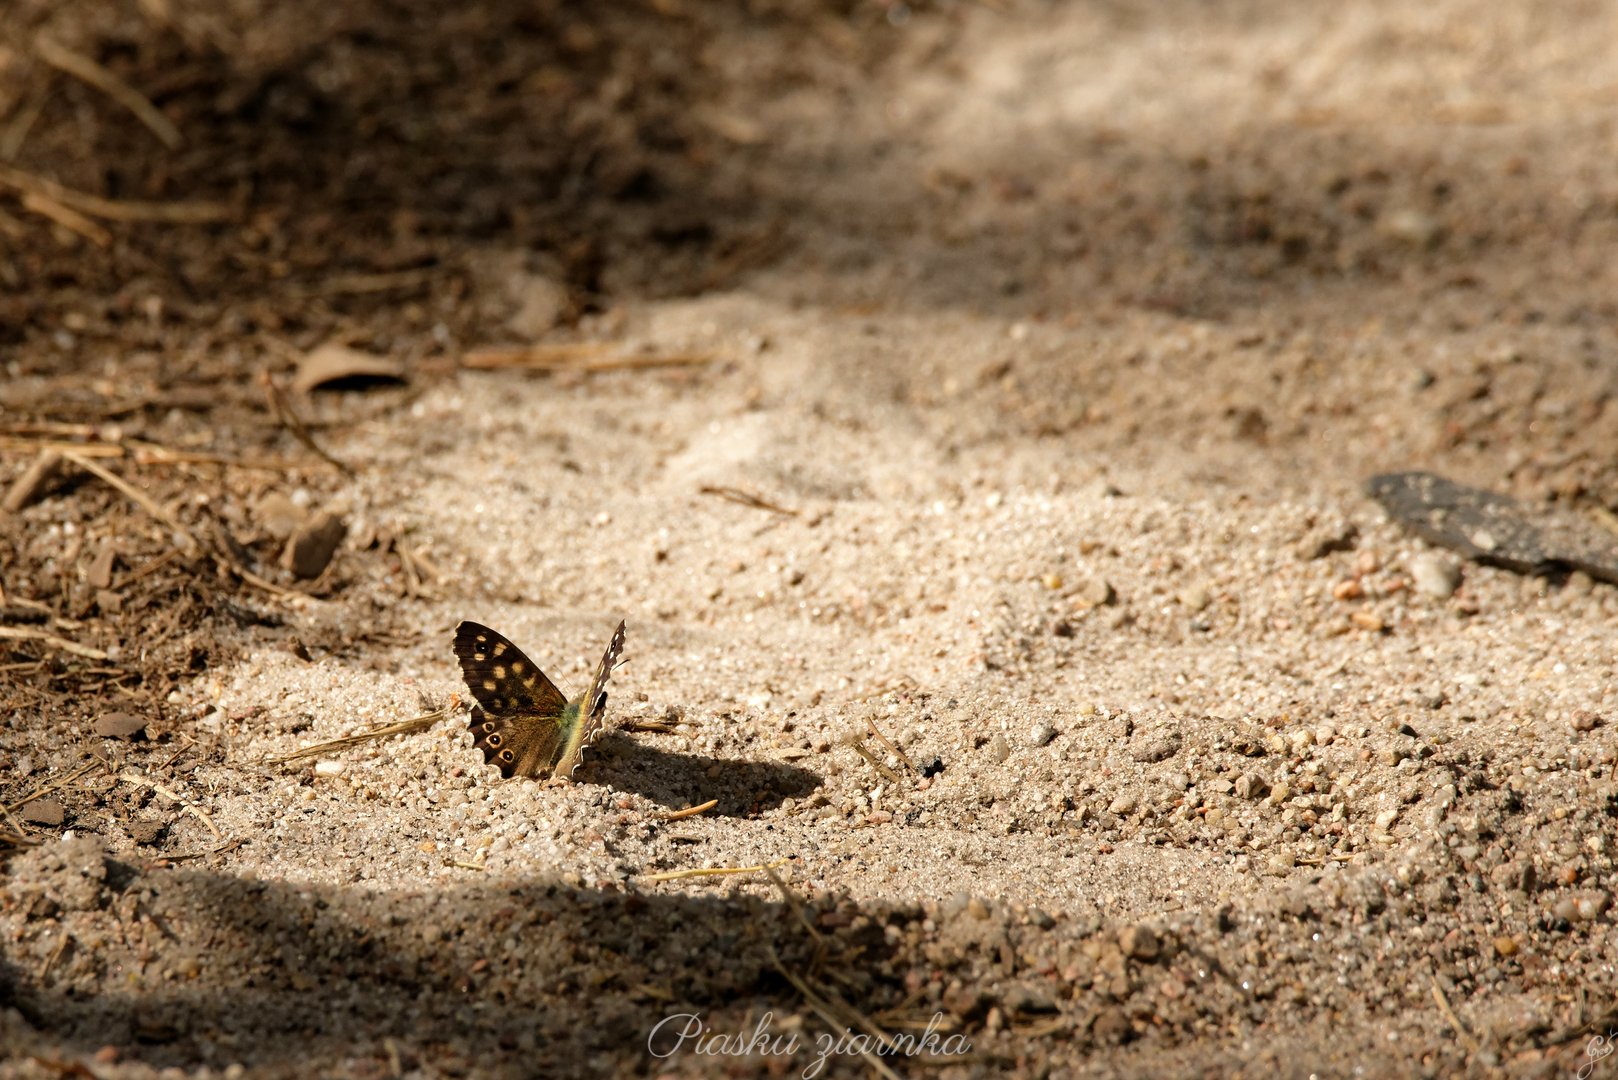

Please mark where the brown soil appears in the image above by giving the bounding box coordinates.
[3,1,1617,1077]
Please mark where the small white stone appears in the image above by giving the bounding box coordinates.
[314,760,347,778]
[1408,553,1462,599]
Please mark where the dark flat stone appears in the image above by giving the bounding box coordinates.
[1368,472,1618,584]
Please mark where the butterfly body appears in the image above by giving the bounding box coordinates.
[453,620,626,780]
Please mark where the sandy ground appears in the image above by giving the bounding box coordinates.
[4,1,1618,1077]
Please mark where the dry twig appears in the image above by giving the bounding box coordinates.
[292,268,438,297]
[661,799,718,822]
[462,342,716,373]
[20,191,111,246]
[117,770,221,840]
[125,439,289,471]
[34,38,182,149]
[1430,971,1479,1052]
[698,485,798,516]
[263,706,452,766]
[1,802,34,847]
[865,716,916,773]
[4,760,105,816]
[110,549,183,591]
[0,163,231,224]
[0,437,120,458]
[36,931,73,978]
[59,451,196,549]
[767,948,901,1080]
[848,738,901,783]
[762,862,822,946]
[0,626,110,661]
[623,718,680,734]
[60,451,309,602]
[0,83,49,161]
[149,837,246,865]
[258,371,355,475]
[642,856,794,884]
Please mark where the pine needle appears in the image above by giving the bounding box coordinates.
[118,770,221,840]
[643,856,794,883]
[263,706,452,765]
[661,799,718,821]
[34,38,183,149]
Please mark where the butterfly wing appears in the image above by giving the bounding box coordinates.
[454,621,571,778]
[551,620,627,779]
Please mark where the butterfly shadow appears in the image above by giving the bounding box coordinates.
[579,733,822,816]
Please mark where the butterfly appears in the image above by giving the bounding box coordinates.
[453,619,626,780]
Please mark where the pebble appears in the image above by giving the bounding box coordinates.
[1028,722,1057,747]
[314,760,347,777]
[128,820,165,845]
[1092,1007,1131,1044]
[282,511,348,579]
[21,798,65,825]
[1072,576,1115,608]
[1571,890,1612,922]
[1350,610,1386,632]
[986,734,1010,763]
[1235,773,1270,800]
[93,712,149,739]
[86,545,117,590]
[1408,553,1462,598]
[1118,924,1160,961]
[1130,734,1181,763]
[1178,586,1211,613]
[1380,208,1443,248]
[1002,983,1059,1014]
[254,491,304,540]
[1108,792,1138,816]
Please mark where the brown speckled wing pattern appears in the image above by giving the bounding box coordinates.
[455,621,568,778]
